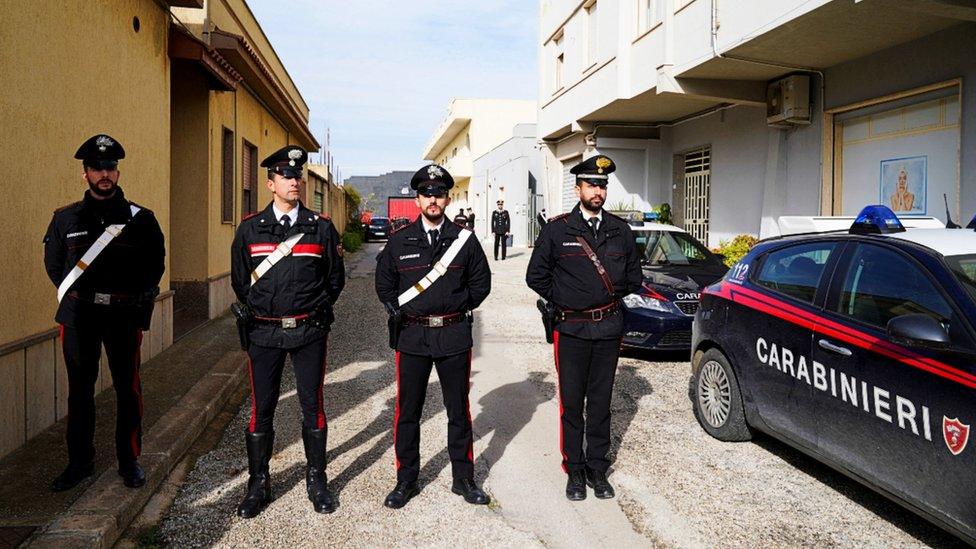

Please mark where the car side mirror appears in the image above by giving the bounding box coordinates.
[887,314,950,349]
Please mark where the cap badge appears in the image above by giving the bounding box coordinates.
[596,156,611,174]
[95,135,114,152]
[427,165,444,179]
[288,149,302,167]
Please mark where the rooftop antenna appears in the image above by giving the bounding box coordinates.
[945,194,960,229]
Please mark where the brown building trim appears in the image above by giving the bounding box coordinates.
[165,0,204,7]
[168,25,241,92]
[209,29,320,150]
[207,271,231,283]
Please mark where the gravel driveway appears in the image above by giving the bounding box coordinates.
[158,242,963,547]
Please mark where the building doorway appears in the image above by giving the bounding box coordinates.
[682,147,711,244]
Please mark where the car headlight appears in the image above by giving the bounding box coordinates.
[622,293,670,312]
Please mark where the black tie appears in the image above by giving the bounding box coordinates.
[281,215,291,231]
[588,216,599,236]
[429,229,439,246]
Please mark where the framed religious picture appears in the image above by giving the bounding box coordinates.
[880,156,927,215]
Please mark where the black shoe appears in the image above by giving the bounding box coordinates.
[383,480,419,509]
[451,478,489,505]
[237,431,274,519]
[302,427,336,514]
[566,470,587,501]
[586,468,615,499]
[50,462,94,492]
[119,461,146,488]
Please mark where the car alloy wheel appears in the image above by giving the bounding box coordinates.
[697,359,731,428]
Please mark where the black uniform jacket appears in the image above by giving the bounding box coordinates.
[526,204,642,339]
[375,217,491,357]
[231,202,345,349]
[491,210,510,235]
[43,187,165,329]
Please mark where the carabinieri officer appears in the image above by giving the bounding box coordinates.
[375,164,491,509]
[231,145,345,518]
[44,134,165,492]
[525,155,641,501]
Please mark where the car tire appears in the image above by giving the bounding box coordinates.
[692,348,751,441]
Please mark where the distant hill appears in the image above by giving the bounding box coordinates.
[344,171,414,216]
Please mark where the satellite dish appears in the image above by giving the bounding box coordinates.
[400,186,409,195]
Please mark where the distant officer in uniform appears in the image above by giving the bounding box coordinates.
[375,164,492,509]
[537,208,548,229]
[44,134,165,492]
[525,155,641,501]
[491,200,511,260]
[231,145,345,518]
[453,209,469,225]
[465,207,475,230]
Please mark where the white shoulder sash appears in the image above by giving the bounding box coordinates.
[250,232,305,285]
[397,229,472,306]
[56,204,141,303]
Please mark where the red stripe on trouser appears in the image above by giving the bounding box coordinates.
[465,349,474,462]
[316,337,329,429]
[553,331,569,473]
[246,355,258,433]
[131,330,144,458]
[393,351,401,470]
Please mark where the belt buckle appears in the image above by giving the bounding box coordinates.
[429,315,444,327]
[94,292,111,305]
[281,317,297,329]
[591,309,603,321]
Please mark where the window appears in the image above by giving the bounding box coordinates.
[755,242,837,304]
[555,53,564,91]
[220,128,234,222]
[834,244,952,329]
[585,1,598,67]
[639,0,662,33]
[313,178,324,212]
[553,32,564,92]
[241,140,258,216]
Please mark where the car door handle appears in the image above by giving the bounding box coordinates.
[818,339,852,357]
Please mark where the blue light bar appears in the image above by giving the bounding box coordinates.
[850,205,905,235]
[644,211,660,221]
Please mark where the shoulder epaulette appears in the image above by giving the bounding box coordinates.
[549,213,571,222]
[390,223,409,235]
[53,200,82,214]
[242,211,260,221]
[127,200,153,215]
[452,221,468,229]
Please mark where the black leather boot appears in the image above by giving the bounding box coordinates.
[50,461,94,492]
[302,426,336,514]
[566,470,587,501]
[585,467,615,499]
[451,478,489,505]
[118,461,146,488]
[236,431,274,519]
[383,480,419,509]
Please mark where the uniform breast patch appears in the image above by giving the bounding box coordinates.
[562,241,582,247]
[66,231,88,238]
[399,253,421,260]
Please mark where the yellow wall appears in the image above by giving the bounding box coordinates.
[0,0,171,345]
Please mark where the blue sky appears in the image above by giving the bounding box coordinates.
[249,1,539,178]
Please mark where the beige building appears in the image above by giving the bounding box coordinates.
[422,99,537,234]
[0,0,323,458]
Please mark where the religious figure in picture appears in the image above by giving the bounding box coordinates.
[889,167,915,212]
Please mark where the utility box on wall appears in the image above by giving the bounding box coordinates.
[766,74,811,127]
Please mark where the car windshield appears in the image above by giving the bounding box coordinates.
[371,218,390,227]
[945,253,976,302]
[642,230,720,267]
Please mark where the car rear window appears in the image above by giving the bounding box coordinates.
[946,254,976,302]
[754,242,836,304]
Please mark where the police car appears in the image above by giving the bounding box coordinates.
[690,205,976,544]
[621,223,727,349]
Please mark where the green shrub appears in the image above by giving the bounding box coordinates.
[342,231,363,253]
[714,234,759,267]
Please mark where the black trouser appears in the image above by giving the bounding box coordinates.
[393,350,473,482]
[246,337,329,434]
[60,321,143,467]
[553,330,620,473]
[493,233,507,260]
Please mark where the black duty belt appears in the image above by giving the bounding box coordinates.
[558,302,619,322]
[67,290,147,306]
[253,313,311,329]
[402,312,465,328]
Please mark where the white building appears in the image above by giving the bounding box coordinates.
[471,123,548,246]
[422,99,537,231]
[538,0,976,247]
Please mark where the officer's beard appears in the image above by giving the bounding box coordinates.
[580,195,604,215]
[422,207,444,224]
[87,176,118,198]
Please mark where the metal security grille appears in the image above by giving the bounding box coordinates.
[561,156,581,212]
[683,147,710,244]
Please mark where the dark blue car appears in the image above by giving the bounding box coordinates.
[691,206,976,544]
[621,224,728,350]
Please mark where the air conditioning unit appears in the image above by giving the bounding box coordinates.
[766,74,811,127]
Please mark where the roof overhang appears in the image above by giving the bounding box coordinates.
[210,29,320,150]
[422,117,471,160]
[168,25,241,92]
[165,0,203,7]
